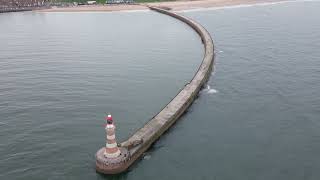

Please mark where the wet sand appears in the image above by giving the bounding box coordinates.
[38,0,291,12]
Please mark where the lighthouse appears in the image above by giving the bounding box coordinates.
[104,114,121,158]
[95,113,130,174]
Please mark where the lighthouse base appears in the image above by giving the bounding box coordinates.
[95,147,130,174]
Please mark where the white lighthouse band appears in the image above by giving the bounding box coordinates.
[107,134,115,139]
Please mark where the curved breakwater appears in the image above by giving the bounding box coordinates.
[96,6,215,174]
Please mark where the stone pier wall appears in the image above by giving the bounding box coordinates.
[121,6,215,167]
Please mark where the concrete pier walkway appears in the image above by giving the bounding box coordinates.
[96,6,215,174]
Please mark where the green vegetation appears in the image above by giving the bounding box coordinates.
[135,0,175,3]
[55,0,104,3]
[55,0,174,4]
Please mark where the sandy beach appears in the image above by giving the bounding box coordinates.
[38,0,291,12]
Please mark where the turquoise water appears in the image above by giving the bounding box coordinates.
[1,1,320,179]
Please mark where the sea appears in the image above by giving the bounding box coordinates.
[0,0,320,179]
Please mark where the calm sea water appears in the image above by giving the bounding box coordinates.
[1,1,320,179]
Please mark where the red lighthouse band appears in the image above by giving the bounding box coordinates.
[104,113,121,158]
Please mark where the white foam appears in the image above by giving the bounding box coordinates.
[143,154,151,160]
[205,85,218,94]
[208,88,218,94]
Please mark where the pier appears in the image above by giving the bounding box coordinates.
[95,6,215,174]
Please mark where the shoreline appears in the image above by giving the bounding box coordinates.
[37,0,294,12]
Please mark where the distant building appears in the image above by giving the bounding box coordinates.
[0,0,48,8]
[87,1,97,5]
[106,0,134,4]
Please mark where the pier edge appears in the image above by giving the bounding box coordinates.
[96,6,215,174]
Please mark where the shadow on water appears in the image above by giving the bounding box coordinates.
[96,170,129,180]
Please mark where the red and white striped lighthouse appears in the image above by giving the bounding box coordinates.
[104,113,121,158]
